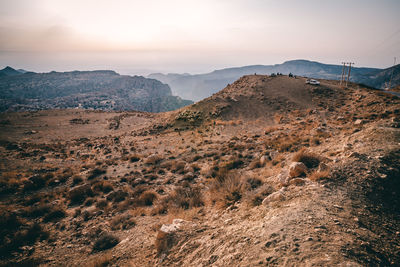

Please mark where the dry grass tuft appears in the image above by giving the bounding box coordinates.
[144,155,163,165]
[308,170,330,181]
[153,185,203,214]
[292,148,322,169]
[155,230,174,255]
[92,233,119,251]
[110,213,136,230]
[86,253,113,267]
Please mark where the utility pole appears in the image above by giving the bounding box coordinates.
[345,62,354,87]
[388,57,396,90]
[340,62,347,87]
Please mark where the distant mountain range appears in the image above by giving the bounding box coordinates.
[0,67,193,112]
[149,60,400,101]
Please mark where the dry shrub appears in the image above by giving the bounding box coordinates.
[155,230,174,255]
[144,155,163,165]
[110,213,136,230]
[154,185,203,214]
[93,233,119,251]
[86,253,112,267]
[274,114,283,124]
[23,203,64,222]
[264,126,279,135]
[106,190,128,203]
[308,170,330,181]
[88,167,107,180]
[43,207,66,222]
[0,177,20,194]
[96,199,109,210]
[265,136,301,152]
[23,175,47,191]
[244,184,275,207]
[137,191,158,206]
[209,171,245,208]
[92,180,114,194]
[249,158,262,169]
[292,148,321,169]
[72,175,83,185]
[68,184,94,204]
[215,120,242,126]
[0,212,49,256]
[170,160,186,174]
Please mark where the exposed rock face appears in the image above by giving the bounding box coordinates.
[0,70,193,112]
[289,162,307,177]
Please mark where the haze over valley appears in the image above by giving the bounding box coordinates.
[1,1,400,266]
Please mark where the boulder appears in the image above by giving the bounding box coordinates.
[277,171,290,185]
[289,162,307,177]
[289,178,306,186]
[160,219,187,233]
[262,188,286,206]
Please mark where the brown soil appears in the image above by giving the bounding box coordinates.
[0,75,399,266]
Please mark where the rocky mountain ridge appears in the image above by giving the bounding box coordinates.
[0,67,193,112]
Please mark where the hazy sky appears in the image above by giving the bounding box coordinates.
[1,0,399,74]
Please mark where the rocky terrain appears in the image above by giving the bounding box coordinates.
[0,75,399,266]
[0,67,192,112]
[149,60,400,101]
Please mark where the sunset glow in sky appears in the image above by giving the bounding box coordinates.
[1,0,399,74]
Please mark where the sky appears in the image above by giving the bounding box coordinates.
[0,0,399,75]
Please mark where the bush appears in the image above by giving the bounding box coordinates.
[129,154,141,163]
[0,220,49,256]
[23,175,47,191]
[96,199,109,210]
[72,175,83,185]
[137,191,158,206]
[155,230,174,255]
[92,180,114,193]
[155,185,203,214]
[88,168,106,180]
[106,190,128,203]
[68,184,94,204]
[110,214,136,230]
[93,233,119,251]
[292,148,321,169]
[144,155,163,165]
[43,207,66,222]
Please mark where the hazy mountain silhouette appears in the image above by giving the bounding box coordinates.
[148,60,398,101]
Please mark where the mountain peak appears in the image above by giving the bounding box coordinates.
[0,66,23,76]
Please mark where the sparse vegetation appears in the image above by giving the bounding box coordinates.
[308,170,330,181]
[110,213,136,230]
[93,233,119,251]
[88,167,107,180]
[155,230,174,255]
[292,148,322,169]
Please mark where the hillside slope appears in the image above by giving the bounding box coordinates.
[0,75,399,266]
[0,70,193,112]
[148,60,398,101]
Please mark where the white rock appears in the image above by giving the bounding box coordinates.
[160,219,187,233]
[277,171,290,185]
